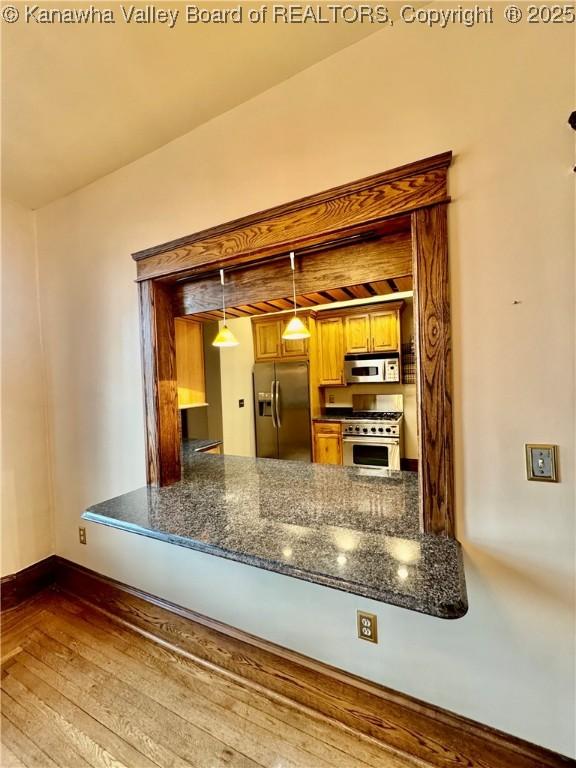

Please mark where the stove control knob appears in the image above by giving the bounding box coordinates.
[386,427,391,433]
[378,427,384,433]
[371,427,376,433]
[355,426,360,432]
[362,428,368,433]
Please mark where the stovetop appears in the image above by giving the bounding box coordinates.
[343,411,402,421]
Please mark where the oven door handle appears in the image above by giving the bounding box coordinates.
[342,437,399,445]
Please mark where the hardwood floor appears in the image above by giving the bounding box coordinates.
[1,591,421,768]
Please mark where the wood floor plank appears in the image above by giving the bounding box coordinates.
[6,660,157,768]
[1,713,59,768]
[10,650,164,768]
[35,621,304,768]
[40,612,349,768]
[61,599,417,768]
[0,740,27,767]
[1,690,91,768]
[2,671,128,768]
[20,639,198,768]
[1,611,52,659]
[24,634,257,768]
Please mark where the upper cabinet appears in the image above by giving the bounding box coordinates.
[253,315,309,362]
[175,318,207,409]
[253,318,282,360]
[252,303,402,382]
[316,316,345,385]
[369,310,399,352]
[344,314,371,354]
[343,305,401,354]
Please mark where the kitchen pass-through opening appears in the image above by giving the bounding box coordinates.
[172,229,420,494]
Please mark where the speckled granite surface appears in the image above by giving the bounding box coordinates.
[84,450,467,619]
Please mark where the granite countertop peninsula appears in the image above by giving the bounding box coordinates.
[84,451,467,619]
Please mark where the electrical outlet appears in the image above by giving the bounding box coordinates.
[328,394,335,404]
[79,526,87,545]
[238,399,245,408]
[357,611,378,643]
[526,444,558,482]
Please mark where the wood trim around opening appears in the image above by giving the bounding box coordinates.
[135,152,455,536]
[53,558,575,768]
[411,204,454,536]
[132,152,451,282]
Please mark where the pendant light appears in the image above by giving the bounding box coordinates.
[212,269,239,347]
[282,251,311,340]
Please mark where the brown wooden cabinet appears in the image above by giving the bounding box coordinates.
[253,318,282,360]
[316,317,345,385]
[175,318,206,409]
[344,314,371,354]
[282,334,308,358]
[343,307,401,354]
[370,310,398,352]
[253,316,309,361]
[312,421,342,465]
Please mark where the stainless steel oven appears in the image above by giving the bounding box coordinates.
[343,435,401,473]
[344,354,400,384]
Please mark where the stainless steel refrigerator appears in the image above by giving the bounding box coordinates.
[253,361,311,462]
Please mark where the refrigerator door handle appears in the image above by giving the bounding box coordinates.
[275,380,282,427]
[270,381,277,428]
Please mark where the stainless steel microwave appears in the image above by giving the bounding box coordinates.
[344,354,400,384]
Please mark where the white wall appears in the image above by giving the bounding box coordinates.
[219,317,256,456]
[34,18,574,756]
[1,199,53,575]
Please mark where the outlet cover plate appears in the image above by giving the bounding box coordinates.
[357,611,378,643]
[525,444,558,482]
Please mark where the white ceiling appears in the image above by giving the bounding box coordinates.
[1,2,378,209]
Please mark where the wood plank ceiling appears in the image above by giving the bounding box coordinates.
[191,276,413,321]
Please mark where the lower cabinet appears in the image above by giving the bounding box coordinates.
[312,421,343,465]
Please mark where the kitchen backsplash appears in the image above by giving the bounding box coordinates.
[325,383,418,460]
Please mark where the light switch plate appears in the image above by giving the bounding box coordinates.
[357,611,378,643]
[525,444,558,482]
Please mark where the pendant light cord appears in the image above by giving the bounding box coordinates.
[290,251,297,315]
[220,268,226,325]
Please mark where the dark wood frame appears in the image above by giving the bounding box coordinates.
[133,152,455,536]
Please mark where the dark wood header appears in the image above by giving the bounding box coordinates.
[132,152,451,282]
